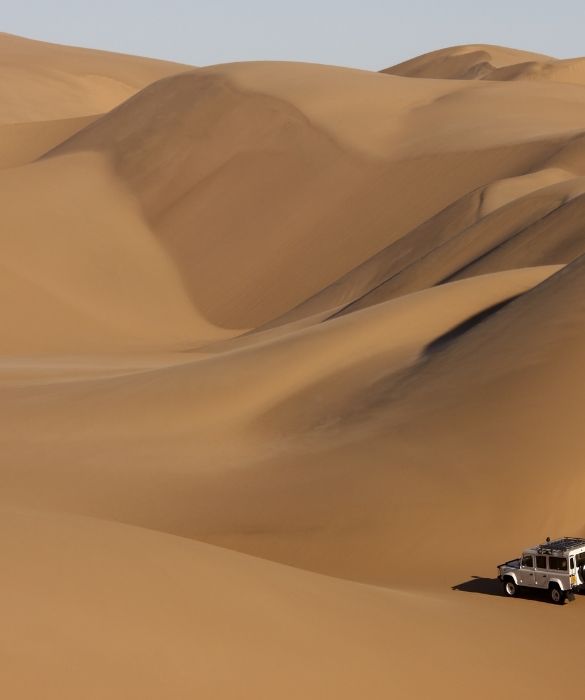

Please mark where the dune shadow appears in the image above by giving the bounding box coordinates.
[424,297,517,356]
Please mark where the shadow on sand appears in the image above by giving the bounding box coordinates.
[452,576,505,597]
[453,576,585,603]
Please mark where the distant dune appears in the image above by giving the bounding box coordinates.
[383,43,585,85]
[2,34,585,700]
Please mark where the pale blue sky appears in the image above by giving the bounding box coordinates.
[4,0,585,70]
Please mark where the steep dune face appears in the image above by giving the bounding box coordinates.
[0,33,191,172]
[384,43,585,86]
[4,35,585,699]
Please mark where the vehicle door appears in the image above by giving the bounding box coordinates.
[534,555,550,588]
[548,555,570,589]
[519,554,536,586]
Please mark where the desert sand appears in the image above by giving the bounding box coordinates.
[2,34,585,699]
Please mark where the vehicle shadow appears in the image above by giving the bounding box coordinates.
[452,576,504,597]
[452,576,562,603]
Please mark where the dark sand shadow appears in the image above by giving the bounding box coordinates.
[452,576,504,596]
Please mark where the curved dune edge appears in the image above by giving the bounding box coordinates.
[0,115,101,169]
[0,32,192,123]
[261,175,585,329]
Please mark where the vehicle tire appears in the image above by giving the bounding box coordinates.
[549,585,566,605]
[503,579,518,597]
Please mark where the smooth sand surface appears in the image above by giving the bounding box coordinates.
[3,35,585,699]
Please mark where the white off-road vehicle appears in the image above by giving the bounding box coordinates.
[498,537,585,604]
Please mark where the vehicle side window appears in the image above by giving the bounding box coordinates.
[536,555,547,569]
[570,557,575,569]
[549,556,568,571]
[577,553,585,566]
[522,555,534,567]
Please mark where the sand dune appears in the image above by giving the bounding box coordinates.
[489,56,585,85]
[384,43,585,85]
[3,34,585,699]
[37,61,585,332]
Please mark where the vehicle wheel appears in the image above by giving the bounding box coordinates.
[503,579,518,597]
[549,585,566,605]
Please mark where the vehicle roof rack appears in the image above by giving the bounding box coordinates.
[536,537,585,555]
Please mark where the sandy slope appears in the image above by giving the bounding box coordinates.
[4,506,585,700]
[0,33,190,123]
[262,176,584,326]
[0,152,231,353]
[0,267,563,582]
[3,34,585,699]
